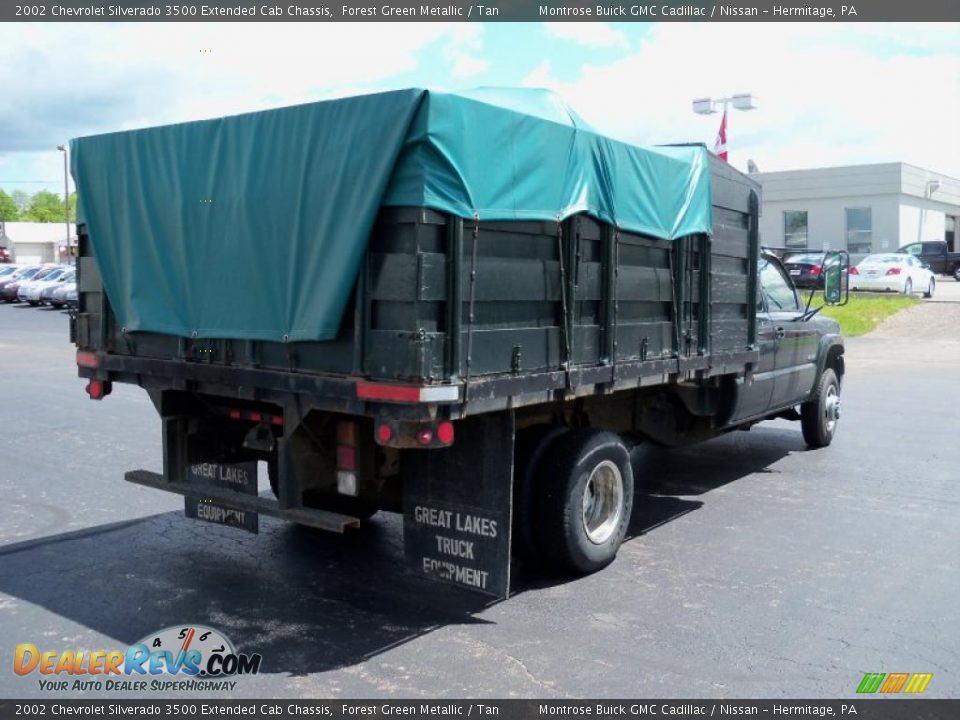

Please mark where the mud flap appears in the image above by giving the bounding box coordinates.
[183,461,259,533]
[402,410,514,598]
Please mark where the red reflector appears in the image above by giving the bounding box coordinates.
[337,444,357,471]
[229,409,242,419]
[76,350,99,368]
[376,424,393,444]
[356,382,421,402]
[886,267,901,276]
[336,421,357,446]
[417,427,433,446]
[248,411,262,423]
[86,379,104,400]
[436,421,455,445]
[271,415,284,426]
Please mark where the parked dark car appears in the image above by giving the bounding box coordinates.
[0,265,45,302]
[897,241,960,281]
[782,251,829,289]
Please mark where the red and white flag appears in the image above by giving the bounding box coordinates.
[714,108,728,162]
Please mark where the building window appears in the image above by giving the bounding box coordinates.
[846,207,872,254]
[783,211,808,249]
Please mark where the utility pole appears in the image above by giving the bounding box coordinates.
[57,145,71,264]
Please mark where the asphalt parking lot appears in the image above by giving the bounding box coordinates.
[1,297,958,699]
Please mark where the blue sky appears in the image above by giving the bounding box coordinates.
[0,22,957,197]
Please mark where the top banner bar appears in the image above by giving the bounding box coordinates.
[2,1,958,22]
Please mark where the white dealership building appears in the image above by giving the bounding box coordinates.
[753,163,960,256]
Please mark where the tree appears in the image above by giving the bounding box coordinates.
[11,190,30,214]
[0,190,18,221]
[23,190,66,223]
[69,191,77,222]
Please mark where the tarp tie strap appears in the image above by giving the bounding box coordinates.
[463,213,481,404]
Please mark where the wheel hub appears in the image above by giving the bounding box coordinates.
[581,460,624,545]
[824,389,840,432]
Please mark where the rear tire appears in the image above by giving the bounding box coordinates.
[924,278,935,299]
[801,369,841,448]
[953,265,960,282]
[512,425,569,563]
[535,429,633,574]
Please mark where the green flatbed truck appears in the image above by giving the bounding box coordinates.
[70,89,848,597]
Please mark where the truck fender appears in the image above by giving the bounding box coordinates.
[814,336,845,387]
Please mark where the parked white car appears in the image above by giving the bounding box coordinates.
[850,253,936,297]
[17,266,71,305]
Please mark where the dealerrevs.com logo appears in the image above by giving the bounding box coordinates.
[14,625,262,693]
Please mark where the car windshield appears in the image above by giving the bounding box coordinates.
[784,253,822,264]
[0,267,17,277]
[862,254,904,265]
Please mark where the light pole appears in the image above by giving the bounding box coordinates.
[57,144,70,265]
[692,94,757,161]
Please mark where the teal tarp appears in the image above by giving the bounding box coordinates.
[72,88,712,342]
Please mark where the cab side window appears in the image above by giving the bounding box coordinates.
[901,243,922,256]
[759,258,799,312]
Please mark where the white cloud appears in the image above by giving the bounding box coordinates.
[544,22,628,49]
[0,22,474,153]
[443,25,490,78]
[451,55,490,78]
[524,23,960,178]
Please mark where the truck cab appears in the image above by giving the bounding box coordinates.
[898,240,960,281]
[731,251,845,448]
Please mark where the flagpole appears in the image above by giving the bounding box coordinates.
[691,94,756,164]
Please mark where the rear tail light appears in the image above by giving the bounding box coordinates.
[336,444,357,471]
[849,266,859,275]
[76,350,100,368]
[436,421,455,446]
[810,265,822,276]
[336,420,359,496]
[376,424,393,444]
[886,267,901,276]
[225,407,282,426]
[86,379,105,400]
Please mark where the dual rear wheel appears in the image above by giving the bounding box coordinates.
[513,427,634,575]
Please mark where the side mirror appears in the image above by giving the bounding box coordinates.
[822,251,850,306]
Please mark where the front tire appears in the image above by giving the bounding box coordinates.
[924,278,935,299]
[953,265,960,282]
[902,278,913,295]
[535,429,634,574]
[801,369,841,448]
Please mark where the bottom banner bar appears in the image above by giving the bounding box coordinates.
[1,700,958,720]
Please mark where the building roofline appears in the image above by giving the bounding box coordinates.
[753,161,960,184]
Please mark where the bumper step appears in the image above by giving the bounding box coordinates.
[124,469,361,533]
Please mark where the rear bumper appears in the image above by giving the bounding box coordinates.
[851,277,904,293]
[125,468,361,533]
